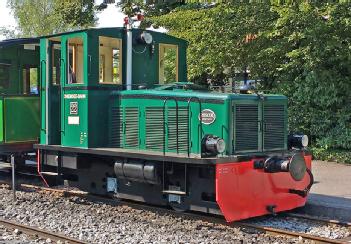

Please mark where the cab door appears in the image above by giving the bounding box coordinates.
[60,34,89,147]
[40,38,61,145]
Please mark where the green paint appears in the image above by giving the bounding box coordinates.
[39,28,188,148]
[3,96,40,143]
[108,88,287,156]
[38,28,287,157]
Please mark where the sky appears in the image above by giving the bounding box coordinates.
[0,0,126,40]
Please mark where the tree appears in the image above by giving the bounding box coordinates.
[7,0,96,37]
[151,2,351,154]
[150,3,275,85]
[0,27,17,39]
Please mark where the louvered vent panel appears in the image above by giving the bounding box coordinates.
[109,107,123,148]
[264,105,285,150]
[125,107,139,148]
[168,107,188,152]
[145,107,163,151]
[235,104,259,152]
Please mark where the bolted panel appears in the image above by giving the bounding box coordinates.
[145,107,163,151]
[234,104,259,152]
[168,107,188,153]
[263,105,285,151]
[125,107,139,148]
[109,107,123,148]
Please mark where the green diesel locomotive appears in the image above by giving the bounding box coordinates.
[35,26,312,222]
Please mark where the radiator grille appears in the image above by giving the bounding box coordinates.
[125,107,139,148]
[263,105,285,150]
[145,107,163,151]
[168,107,188,152]
[110,107,123,148]
[235,104,259,152]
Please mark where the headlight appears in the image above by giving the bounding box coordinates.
[202,135,226,155]
[288,134,309,149]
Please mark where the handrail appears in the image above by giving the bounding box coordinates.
[60,58,65,85]
[40,60,46,133]
[88,55,92,76]
[163,98,179,156]
[60,58,66,134]
[187,97,202,157]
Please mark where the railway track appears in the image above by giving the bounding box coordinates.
[0,218,86,244]
[0,181,350,244]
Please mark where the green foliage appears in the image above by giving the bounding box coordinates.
[151,3,276,84]
[163,47,177,83]
[151,2,351,162]
[0,27,17,39]
[7,0,96,36]
[311,147,351,164]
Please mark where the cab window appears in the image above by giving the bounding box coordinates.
[67,37,84,84]
[99,36,122,84]
[159,44,178,84]
[23,65,39,94]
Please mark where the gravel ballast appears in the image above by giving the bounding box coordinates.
[0,185,349,243]
[248,216,350,240]
[0,187,303,244]
[0,225,47,243]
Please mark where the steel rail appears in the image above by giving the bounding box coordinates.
[0,218,86,244]
[234,222,348,244]
[0,181,349,244]
[284,212,351,227]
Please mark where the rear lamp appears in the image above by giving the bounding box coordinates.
[288,134,309,149]
[202,135,226,155]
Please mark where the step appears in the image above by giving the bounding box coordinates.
[40,171,59,176]
[162,190,187,195]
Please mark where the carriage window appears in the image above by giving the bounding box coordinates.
[23,66,39,94]
[99,36,122,84]
[0,64,10,89]
[67,37,84,84]
[159,44,178,84]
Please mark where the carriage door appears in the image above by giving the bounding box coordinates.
[40,38,61,145]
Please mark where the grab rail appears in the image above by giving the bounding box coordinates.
[60,58,66,134]
[187,97,202,157]
[163,98,179,156]
[40,60,46,133]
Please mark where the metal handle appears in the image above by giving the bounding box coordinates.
[59,58,66,134]
[258,121,262,132]
[187,97,202,157]
[163,98,179,156]
[88,55,92,75]
[60,58,65,85]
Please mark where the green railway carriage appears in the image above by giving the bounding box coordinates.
[36,27,313,222]
[0,38,40,157]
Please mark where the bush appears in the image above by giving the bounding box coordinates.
[311,147,351,164]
